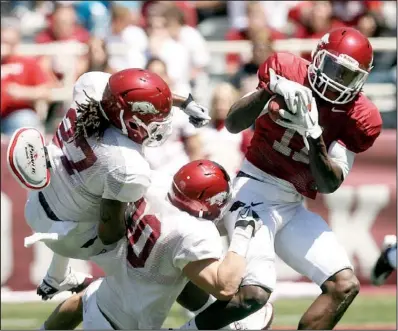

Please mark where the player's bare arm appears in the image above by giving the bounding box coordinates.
[225,58,314,135]
[225,89,272,134]
[98,198,128,245]
[183,217,260,301]
[182,255,243,301]
[172,93,190,107]
[307,137,344,193]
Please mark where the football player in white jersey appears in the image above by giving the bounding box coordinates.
[7,68,211,300]
[41,160,267,330]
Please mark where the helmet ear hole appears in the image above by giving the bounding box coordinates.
[128,121,139,130]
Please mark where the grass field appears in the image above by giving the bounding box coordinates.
[1,292,396,330]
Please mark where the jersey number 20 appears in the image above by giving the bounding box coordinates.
[125,199,161,268]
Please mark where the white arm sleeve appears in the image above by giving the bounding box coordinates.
[102,166,151,202]
[101,133,152,202]
[328,141,356,179]
[173,220,223,271]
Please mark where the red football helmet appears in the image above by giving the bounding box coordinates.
[168,160,232,222]
[308,27,373,104]
[101,68,173,146]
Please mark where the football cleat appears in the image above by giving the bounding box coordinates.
[7,127,51,190]
[37,267,93,301]
[371,235,397,286]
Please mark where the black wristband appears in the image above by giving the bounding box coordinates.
[181,93,194,109]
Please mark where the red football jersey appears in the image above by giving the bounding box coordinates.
[246,52,382,199]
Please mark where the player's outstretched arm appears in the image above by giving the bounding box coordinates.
[98,198,128,245]
[182,253,244,301]
[225,89,272,134]
[182,219,258,301]
[172,93,211,128]
[172,93,190,108]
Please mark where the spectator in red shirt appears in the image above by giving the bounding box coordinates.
[1,18,51,136]
[291,1,346,60]
[35,3,91,83]
[287,1,313,27]
[36,3,91,44]
[225,1,285,75]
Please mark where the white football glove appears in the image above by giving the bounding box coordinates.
[269,68,313,115]
[37,267,92,301]
[180,94,211,128]
[235,205,262,236]
[276,96,323,149]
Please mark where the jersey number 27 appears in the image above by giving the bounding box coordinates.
[52,108,97,175]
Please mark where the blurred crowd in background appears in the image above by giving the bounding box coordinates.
[1,0,396,177]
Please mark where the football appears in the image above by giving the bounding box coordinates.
[267,95,288,122]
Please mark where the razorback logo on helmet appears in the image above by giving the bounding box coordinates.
[207,191,229,206]
[312,33,330,59]
[320,33,330,46]
[130,101,159,115]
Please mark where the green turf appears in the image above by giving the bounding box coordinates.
[1,293,396,330]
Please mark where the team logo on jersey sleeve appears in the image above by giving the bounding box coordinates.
[130,101,159,115]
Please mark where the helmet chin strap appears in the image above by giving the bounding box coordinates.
[133,115,173,147]
[119,109,128,135]
[133,115,151,140]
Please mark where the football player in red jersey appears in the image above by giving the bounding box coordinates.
[179,27,382,330]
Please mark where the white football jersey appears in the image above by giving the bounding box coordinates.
[92,181,223,329]
[42,72,151,223]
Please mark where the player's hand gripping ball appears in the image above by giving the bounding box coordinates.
[267,94,290,123]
